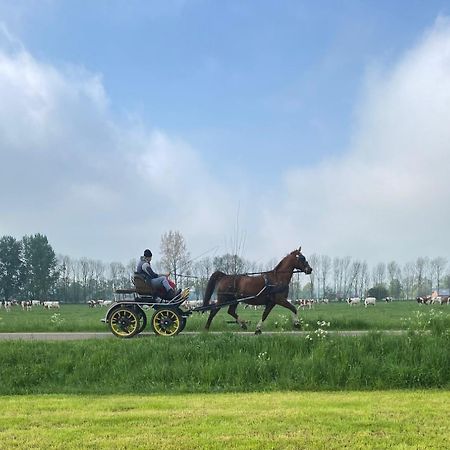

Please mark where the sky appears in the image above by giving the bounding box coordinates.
[1,0,450,267]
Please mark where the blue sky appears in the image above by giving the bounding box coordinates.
[10,1,449,172]
[1,0,450,266]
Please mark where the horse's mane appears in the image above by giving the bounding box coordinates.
[273,251,296,272]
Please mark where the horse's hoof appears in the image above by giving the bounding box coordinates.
[254,329,262,335]
[241,323,248,331]
[293,322,301,329]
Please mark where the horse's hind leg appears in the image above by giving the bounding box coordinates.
[255,302,275,335]
[204,307,220,330]
[227,304,247,330]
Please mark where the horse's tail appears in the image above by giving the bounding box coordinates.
[203,271,227,306]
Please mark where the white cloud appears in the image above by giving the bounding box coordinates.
[0,30,236,262]
[258,18,450,264]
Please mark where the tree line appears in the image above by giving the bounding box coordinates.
[1,231,448,303]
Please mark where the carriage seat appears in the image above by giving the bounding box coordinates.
[133,273,155,295]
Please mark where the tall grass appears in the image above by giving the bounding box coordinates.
[1,332,449,395]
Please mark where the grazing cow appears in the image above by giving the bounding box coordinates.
[431,296,442,305]
[21,300,32,311]
[4,301,12,312]
[364,297,376,307]
[43,301,60,309]
[416,295,432,305]
[347,297,361,306]
[297,299,314,309]
[431,295,449,305]
[383,297,392,302]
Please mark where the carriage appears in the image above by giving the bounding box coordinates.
[101,273,193,337]
[102,248,313,337]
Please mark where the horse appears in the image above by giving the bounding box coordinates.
[202,247,313,334]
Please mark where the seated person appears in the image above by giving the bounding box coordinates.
[136,249,180,300]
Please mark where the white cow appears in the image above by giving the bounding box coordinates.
[364,297,376,307]
[43,301,60,309]
[431,296,442,305]
[21,300,32,311]
[347,297,361,306]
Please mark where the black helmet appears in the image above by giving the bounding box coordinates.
[144,249,152,257]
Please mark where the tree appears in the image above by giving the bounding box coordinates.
[160,230,190,286]
[430,257,447,294]
[0,236,23,301]
[318,255,331,299]
[415,257,430,297]
[401,261,415,300]
[22,234,59,299]
[372,262,386,287]
[213,253,247,275]
[193,256,213,299]
[367,284,389,300]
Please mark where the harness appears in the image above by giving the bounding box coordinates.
[263,274,289,296]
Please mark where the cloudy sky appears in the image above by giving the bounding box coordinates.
[1,0,450,266]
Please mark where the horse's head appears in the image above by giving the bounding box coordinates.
[292,247,312,274]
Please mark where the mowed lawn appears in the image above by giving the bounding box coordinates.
[1,300,448,333]
[0,391,449,449]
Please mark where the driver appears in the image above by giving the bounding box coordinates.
[136,249,179,300]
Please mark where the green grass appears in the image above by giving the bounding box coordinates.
[0,391,449,449]
[1,300,449,333]
[1,333,449,394]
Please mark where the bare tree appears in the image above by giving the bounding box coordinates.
[318,255,331,299]
[401,261,415,300]
[308,253,319,298]
[349,260,362,297]
[430,257,447,294]
[193,256,213,299]
[160,230,190,287]
[372,262,386,287]
[415,257,430,296]
[359,261,369,297]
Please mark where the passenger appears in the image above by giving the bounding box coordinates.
[136,249,180,300]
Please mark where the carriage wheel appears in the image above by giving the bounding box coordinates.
[179,316,187,333]
[135,307,147,334]
[109,307,140,338]
[151,308,182,336]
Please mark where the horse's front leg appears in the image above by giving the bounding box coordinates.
[255,302,275,335]
[277,298,301,328]
[227,304,247,330]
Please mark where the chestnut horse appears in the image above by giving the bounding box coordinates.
[202,247,312,334]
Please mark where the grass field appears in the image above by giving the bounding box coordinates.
[1,391,449,449]
[1,300,449,333]
[1,332,449,394]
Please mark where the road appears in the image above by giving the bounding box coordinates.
[0,330,407,340]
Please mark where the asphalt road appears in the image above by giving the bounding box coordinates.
[0,330,406,340]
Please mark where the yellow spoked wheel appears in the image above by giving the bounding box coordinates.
[151,308,182,336]
[109,307,140,338]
